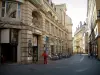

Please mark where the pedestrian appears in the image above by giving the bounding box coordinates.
[88,53,90,58]
[91,51,93,58]
[1,54,5,64]
[42,51,48,64]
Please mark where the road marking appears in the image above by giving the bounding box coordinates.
[81,54,88,55]
[80,56,84,62]
[55,66,68,69]
[75,68,88,72]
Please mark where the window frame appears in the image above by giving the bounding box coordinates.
[1,1,21,19]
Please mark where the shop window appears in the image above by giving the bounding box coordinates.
[10,29,18,44]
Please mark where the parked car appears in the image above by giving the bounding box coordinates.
[58,53,62,59]
[62,54,67,58]
[48,54,59,60]
[53,54,59,60]
[67,53,72,58]
[48,55,52,60]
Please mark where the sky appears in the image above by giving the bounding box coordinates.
[52,0,87,35]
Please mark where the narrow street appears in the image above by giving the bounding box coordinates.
[0,54,100,75]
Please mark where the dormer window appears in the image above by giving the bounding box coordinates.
[1,1,21,19]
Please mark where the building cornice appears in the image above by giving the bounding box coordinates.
[43,0,58,16]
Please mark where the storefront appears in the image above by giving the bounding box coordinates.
[0,29,18,63]
[32,35,38,62]
[50,38,54,55]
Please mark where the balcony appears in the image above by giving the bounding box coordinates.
[43,0,57,15]
[0,17,21,25]
[29,0,49,13]
[29,0,43,7]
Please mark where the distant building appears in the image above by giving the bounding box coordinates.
[65,15,73,55]
[73,22,88,54]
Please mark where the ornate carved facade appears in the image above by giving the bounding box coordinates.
[0,0,72,64]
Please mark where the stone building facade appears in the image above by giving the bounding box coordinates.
[87,0,100,59]
[65,15,73,55]
[73,22,88,54]
[55,4,68,54]
[0,0,72,63]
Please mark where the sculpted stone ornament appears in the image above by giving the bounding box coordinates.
[28,40,33,56]
[32,17,41,28]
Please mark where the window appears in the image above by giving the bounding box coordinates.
[51,24,54,34]
[55,7,56,11]
[56,27,57,36]
[18,3,21,18]
[56,28,58,36]
[9,11,16,18]
[59,30,61,37]
[51,2,53,7]
[45,20,49,32]
[1,1,20,18]
[1,1,5,17]
[11,29,18,44]
[1,8,5,17]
